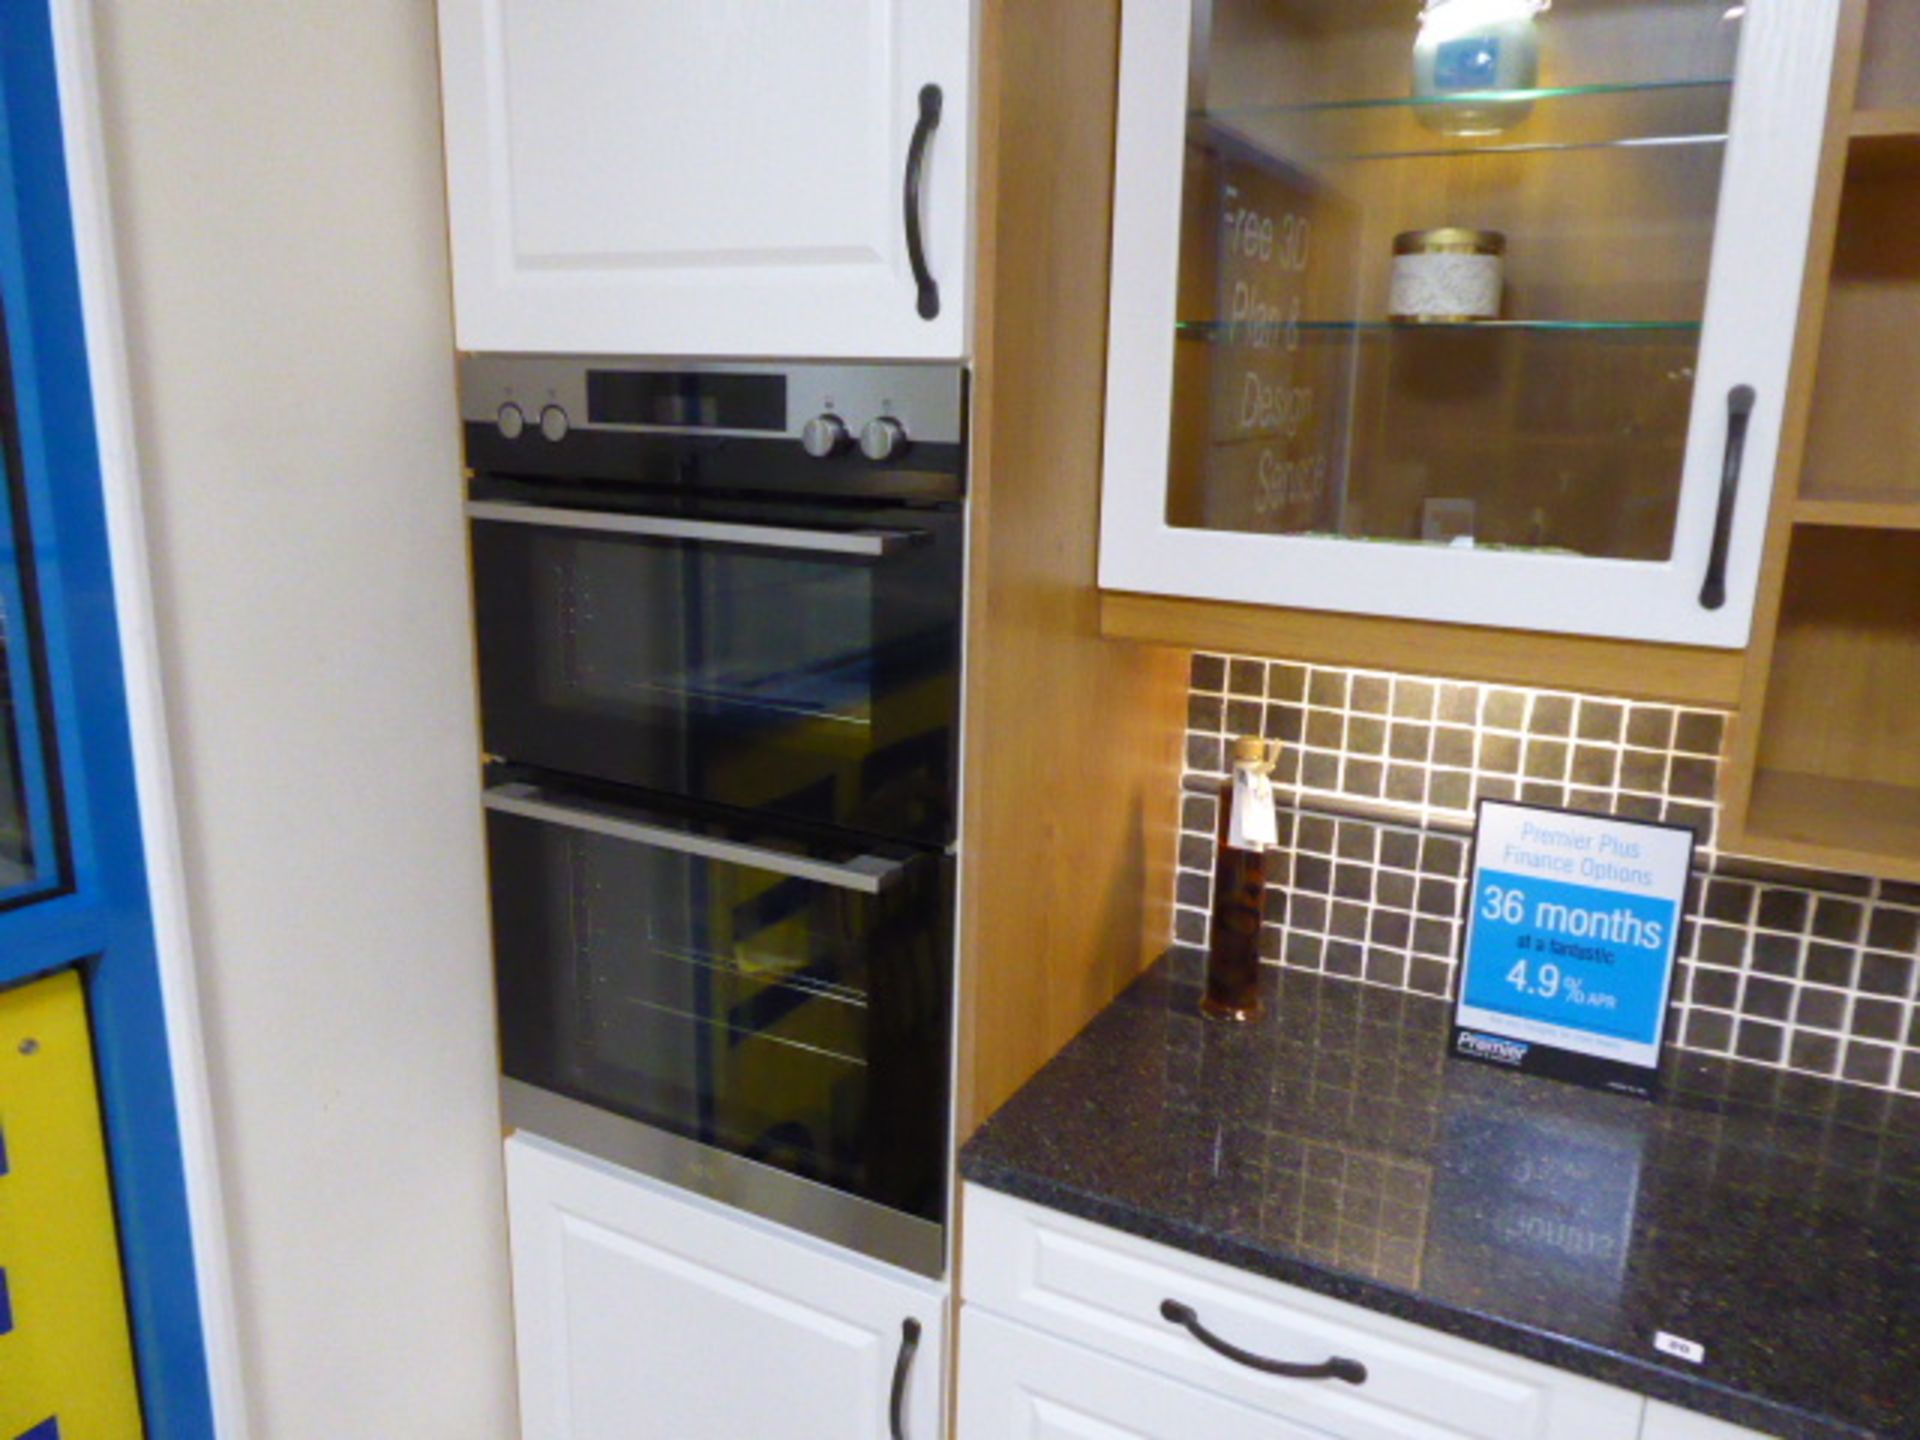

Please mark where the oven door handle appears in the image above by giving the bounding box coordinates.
[482,783,910,894]
[465,500,921,558]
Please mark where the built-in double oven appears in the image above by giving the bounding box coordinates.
[462,356,965,1278]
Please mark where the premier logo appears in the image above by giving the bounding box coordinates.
[1458,1031,1529,1066]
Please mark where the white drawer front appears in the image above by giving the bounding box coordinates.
[959,1308,1326,1440]
[962,1186,1642,1440]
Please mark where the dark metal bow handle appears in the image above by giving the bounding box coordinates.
[1700,384,1757,611]
[1161,1299,1368,1385]
[889,1316,922,1438]
[904,84,942,320]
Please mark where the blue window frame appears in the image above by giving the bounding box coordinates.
[0,285,65,909]
[0,5,217,1435]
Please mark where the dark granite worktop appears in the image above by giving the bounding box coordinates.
[960,951,1920,1440]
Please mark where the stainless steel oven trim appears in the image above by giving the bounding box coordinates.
[502,1078,945,1279]
[465,499,919,557]
[482,782,908,894]
[458,354,966,446]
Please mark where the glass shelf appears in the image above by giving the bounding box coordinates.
[1176,319,1703,342]
[1197,78,1732,164]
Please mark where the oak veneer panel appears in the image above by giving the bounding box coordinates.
[1798,157,1920,504]
[956,0,1188,1140]
[1850,107,1920,139]
[1718,0,1869,854]
[1848,127,1920,179]
[1857,0,1920,110]
[1754,528,1920,795]
[1793,493,1920,530]
[1742,771,1920,884]
[1101,591,1744,707]
[1847,100,1920,180]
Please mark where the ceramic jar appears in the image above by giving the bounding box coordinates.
[1389,228,1506,323]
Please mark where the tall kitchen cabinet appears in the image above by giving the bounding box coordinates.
[1098,0,1843,675]
[436,0,973,358]
[434,3,1190,1437]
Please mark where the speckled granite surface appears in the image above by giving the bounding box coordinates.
[960,951,1920,1440]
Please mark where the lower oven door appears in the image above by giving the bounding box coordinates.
[468,489,962,847]
[484,775,952,1276]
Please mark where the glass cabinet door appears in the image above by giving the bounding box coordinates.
[1101,0,1843,647]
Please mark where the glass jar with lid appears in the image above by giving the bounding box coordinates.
[1389,228,1507,323]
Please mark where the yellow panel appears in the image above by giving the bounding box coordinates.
[0,968,145,1439]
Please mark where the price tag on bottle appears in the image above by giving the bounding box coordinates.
[1452,800,1695,1099]
[1227,763,1278,851]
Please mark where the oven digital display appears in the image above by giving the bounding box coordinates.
[586,371,787,432]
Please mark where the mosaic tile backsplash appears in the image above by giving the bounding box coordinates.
[1177,653,1920,1096]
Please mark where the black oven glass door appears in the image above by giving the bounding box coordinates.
[470,489,962,846]
[485,777,952,1225]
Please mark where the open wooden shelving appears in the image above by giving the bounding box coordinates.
[1746,772,1920,882]
[1848,106,1920,174]
[1793,493,1920,531]
[1722,0,1920,879]
[1792,135,1920,511]
[1850,106,1920,138]
[1855,0,1920,112]
[1736,528,1920,882]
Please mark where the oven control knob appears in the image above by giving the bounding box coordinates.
[801,413,850,458]
[496,402,526,440]
[539,404,570,443]
[859,416,908,462]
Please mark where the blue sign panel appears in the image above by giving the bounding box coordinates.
[1454,802,1695,1098]
[1461,869,1678,1044]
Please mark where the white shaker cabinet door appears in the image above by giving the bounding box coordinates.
[507,1135,945,1440]
[958,1308,1326,1440]
[438,0,972,359]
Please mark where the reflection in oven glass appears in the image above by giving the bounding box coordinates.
[472,495,962,843]
[558,540,880,729]
[492,809,948,1219]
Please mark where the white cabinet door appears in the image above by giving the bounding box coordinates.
[438,0,972,359]
[507,1135,946,1440]
[1099,0,1842,647]
[958,1308,1323,1440]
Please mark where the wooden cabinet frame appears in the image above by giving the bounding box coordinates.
[1720,0,1920,881]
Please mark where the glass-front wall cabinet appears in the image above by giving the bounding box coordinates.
[1101,0,1843,647]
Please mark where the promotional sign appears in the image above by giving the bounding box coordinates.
[1453,801,1695,1098]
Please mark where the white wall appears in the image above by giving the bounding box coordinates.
[87,4,518,1435]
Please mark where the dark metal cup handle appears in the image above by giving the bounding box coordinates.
[889,1316,922,1439]
[1160,1299,1368,1385]
[904,84,942,320]
[1699,384,1757,611]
